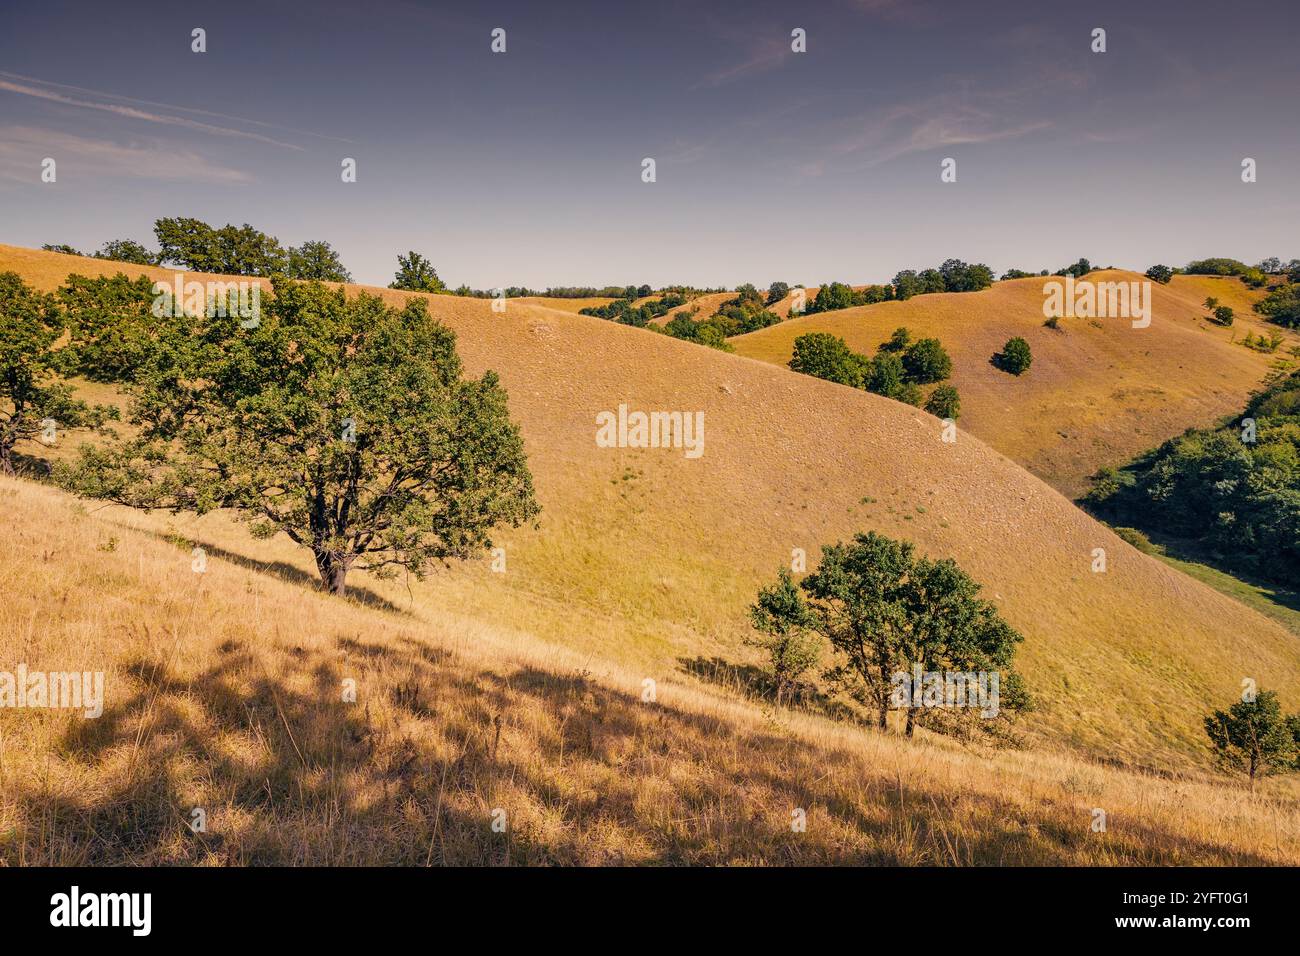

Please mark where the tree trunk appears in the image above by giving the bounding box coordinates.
[315,552,351,596]
[0,439,14,476]
[905,706,916,737]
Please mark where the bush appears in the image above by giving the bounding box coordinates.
[924,384,960,419]
[1212,305,1235,327]
[1256,283,1300,328]
[994,337,1032,375]
[1145,264,1174,284]
[789,333,865,387]
[901,338,952,384]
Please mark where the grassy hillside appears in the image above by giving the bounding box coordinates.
[3,476,1297,865]
[732,272,1288,497]
[3,244,1299,778]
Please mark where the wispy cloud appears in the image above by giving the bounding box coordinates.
[0,74,305,150]
[0,126,252,184]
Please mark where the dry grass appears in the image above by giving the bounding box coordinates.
[3,244,1300,824]
[733,272,1288,497]
[2,477,1297,866]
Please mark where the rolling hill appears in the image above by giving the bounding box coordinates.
[732,272,1287,497]
[3,243,1299,778]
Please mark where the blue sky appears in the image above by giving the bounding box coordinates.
[1,0,1297,288]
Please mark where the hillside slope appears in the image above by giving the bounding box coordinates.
[5,476,1296,865]
[3,245,1299,776]
[732,272,1284,496]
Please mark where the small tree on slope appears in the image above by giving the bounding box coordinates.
[1204,690,1300,788]
[57,278,539,596]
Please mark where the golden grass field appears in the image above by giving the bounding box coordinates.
[733,272,1290,496]
[2,245,1298,864]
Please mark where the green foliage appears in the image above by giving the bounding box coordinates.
[766,281,789,305]
[924,384,960,420]
[1204,691,1300,783]
[893,260,992,300]
[389,251,446,293]
[0,272,116,474]
[801,281,892,315]
[1185,257,1250,277]
[585,292,688,328]
[54,273,158,383]
[1211,305,1235,327]
[94,239,162,265]
[879,327,911,353]
[994,337,1032,375]
[1255,283,1300,328]
[56,279,539,596]
[1145,264,1174,284]
[1084,369,1300,587]
[41,244,81,256]
[901,337,952,384]
[789,332,865,387]
[1055,258,1093,278]
[746,568,821,703]
[154,217,288,275]
[286,240,352,282]
[756,532,1028,737]
[1000,269,1038,280]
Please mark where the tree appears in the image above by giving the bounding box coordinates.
[759,532,1028,735]
[1256,283,1300,328]
[879,327,911,353]
[286,241,353,283]
[154,218,287,275]
[866,351,907,399]
[0,273,115,475]
[1203,296,1219,310]
[925,384,960,419]
[1212,305,1235,327]
[55,273,158,383]
[1204,691,1300,787]
[1056,258,1092,278]
[746,568,820,705]
[892,270,922,300]
[1145,264,1174,284]
[94,239,161,265]
[41,244,82,256]
[57,278,539,596]
[766,281,789,305]
[902,338,952,384]
[995,337,1032,375]
[789,332,865,387]
[389,251,446,293]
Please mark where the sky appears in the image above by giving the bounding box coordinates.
[1,0,1297,289]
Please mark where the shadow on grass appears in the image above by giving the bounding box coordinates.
[8,633,1292,866]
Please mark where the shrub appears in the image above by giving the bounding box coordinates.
[1145,264,1174,284]
[1212,305,1235,327]
[1256,283,1300,328]
[789,332,865,387]
[994,337,1032,375]
[901,337,952,384]
[924,384,960,419]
